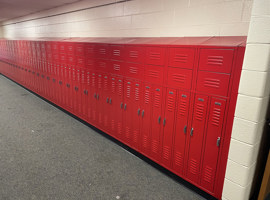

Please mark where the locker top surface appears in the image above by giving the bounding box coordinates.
[0,36,247,47]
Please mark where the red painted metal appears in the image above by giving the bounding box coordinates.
[0,37,247,200]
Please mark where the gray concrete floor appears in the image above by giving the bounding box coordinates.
[0,75,208,200]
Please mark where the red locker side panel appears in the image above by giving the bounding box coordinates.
[146,47,166,66]
[196,71,230,97]
[126,46,145,63]
[161,88,177,168]
[199,49,234,74]
[187,94,209,184]
[167,68,193,90]
[172,91,190,176]
[144,65,164,85]
[169,48,195,69]
[201,98,226,192]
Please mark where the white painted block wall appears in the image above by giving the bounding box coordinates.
[1,0,253,38]
[222,0,270,199]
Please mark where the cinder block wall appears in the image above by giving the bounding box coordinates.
[222,0,270,199]
[1,0,253,38]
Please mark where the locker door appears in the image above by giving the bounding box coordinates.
[59,64,65,107]
[123,80,133,146]
[161,88,177,168]
[102,74,110,132]
[71,67,77,113]
[140,84,153,156]
[113,77,124,139]
[79,68,85,119]
[150,86,164,162]
[84,70,92,123]
[200,98,226,192]
[131,80,142,150]
[186,94,209,184]
[109,76,117,135]
[96,73,104,127]
[65,66,73,112]
[82,70,89,120]
[172,91,190,176]
[90,72,98,125]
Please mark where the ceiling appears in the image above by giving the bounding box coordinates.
[0,0,81,22]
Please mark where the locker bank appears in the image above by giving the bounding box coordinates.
[0,1,269,200]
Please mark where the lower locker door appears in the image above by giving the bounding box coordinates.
[123,80,132,146]
[109,76,117,136]
[96,73,103,128]
[186,94,209,184]
[172,91,190,176]
[161,88,177,168]
[90,72,98,125]
[131,80,141,150]
[114,77,124,139]
[81,71,89,121]
[102,74,110,132]
[200,97,226,192]
[150,86,164,162]
[140,84,152,156]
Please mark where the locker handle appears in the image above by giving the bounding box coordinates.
[124,104,127,110]
[59,81,62,85]
[94,93,97,99]
[163,118,166,126]
[75,86,78,91]
[217,137,221,147]
[97,94,99,100]
[142,110,144,117]
[158,116,161,124]
[190,128,194,136]
[106,97,109,103]
[183,125,187,134]
[109,98,112,104]
[137,108,140,116]
[66,83,70,87]
[120,102,123,109]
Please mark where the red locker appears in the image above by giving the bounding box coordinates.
[102,73,111,131]
[186,94,209,184]
[110,45,124,61]
[110,76,124,139]
[200,97,226,192]
[144,65,164,85]
[172,91,190,176]
[150,86,164,162]
[90,72,97,123]
[146,47,166,66]
[140,84,153,156]
[167,67,193,90]
[169,48,195,69]
[161,88,177,168]
[196,71,230,97]
[199,49,234,74]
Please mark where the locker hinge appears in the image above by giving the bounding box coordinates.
[217,137,221,147]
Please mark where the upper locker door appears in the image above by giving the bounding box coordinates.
[186,94,209,184]
[140,84,153,156]
[172,91,190,176]
[200,97,226,192]
[150,86,164,162]
[161,88,177,169]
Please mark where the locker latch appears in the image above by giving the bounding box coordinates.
[163,118,166,126]
[190,128,194,136]
[142,110,145,117]
[106,97,109,103]
[109,98,112,104]
[217,137,221,147]
[137,108,140,116]
[120,102,123,109]
[158,116,161,124]
[124,104,127,110]
[183,125,187,134]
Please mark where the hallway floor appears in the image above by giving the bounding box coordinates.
[0,75,208,200]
